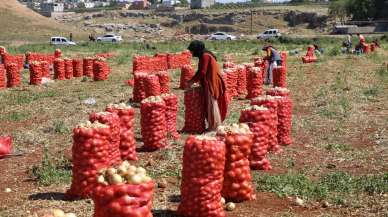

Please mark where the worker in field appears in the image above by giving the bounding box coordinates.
[187,40,228,131]
[357,33,365,44]
[344,34,353,53]
[262,45,282,85]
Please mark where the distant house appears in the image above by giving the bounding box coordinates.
[40,2,64,17]
[162,0,181,7]
[130,0,151,10]
[191,0,215,9]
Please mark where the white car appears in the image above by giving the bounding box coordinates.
[257,29,282,40]
[50,37,76,46]
[96,34,123,42]
[209,32,237,40]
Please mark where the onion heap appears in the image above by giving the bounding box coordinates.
[236,65,247,96]
[5,63,21,88]
[132,72,147,102]
[92,161,154,217]
[54,49,62,59]
[161,93,179,140]
[83,57,94,78]
[239,105,272,170]
[41,61,51,78]
[178,135,226,217]
[64,58,74,80]
[179,65,195,89]
[72,59,83,78]
[0,64,6,89]
[267,87,293,146]
[28,208,76,217]
[246,67,263,99]
[251,95,282,153]
[144,74,161,97]
[89,112,122,166]
[182,86,206,134]
[29,61,43,85]
[106,103,138,161]
[156,71,170,94]
[54,59,66,80]
[93,57,110,81]
[167,50,192,69]
[217,123,256,202]
[67,121,112,199]
[140,96,167,151]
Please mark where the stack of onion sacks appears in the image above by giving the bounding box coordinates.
[54,59,66,80]
[156,71,170,94]
[64,58,74,79]
[161,93,179,139]
[140,96,167,151]
[73,59,83,78]
[179,65,195,89]
[239,105,272,170]
[83,57,94,77]
[246,67,263,99]
[132,72,147,102]
[182,85,206,134]
[143,74,161,97]
[223,68,238,100]
[178,135,226,217]
[93,161,154,217]
[40,61,50,78]
[5,63,21,88]
[0,65,6,89]
[217,123,256,202]
[106,103,137,161]
[54,49,62,58]
[29,61,42,85]
[236,65,247,96]
[93,57,110,81]
[67,121,113,199]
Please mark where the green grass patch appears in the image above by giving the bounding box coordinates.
[31,149,72,186]
[0,89,58,105]
[52,120,70,134]
[325,143,352,151]
[0,111,30,122]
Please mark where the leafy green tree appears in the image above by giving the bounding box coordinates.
[345,0,375,20]
[329,0,348,22]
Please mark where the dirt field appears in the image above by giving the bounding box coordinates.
[0,40,387,217]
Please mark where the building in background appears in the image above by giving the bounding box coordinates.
[40,2,64,17]
[190,0,215,9]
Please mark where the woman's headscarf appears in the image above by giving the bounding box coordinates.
[188,40,217,60]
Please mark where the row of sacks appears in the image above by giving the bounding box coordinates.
[0,48,62,69]
[53,57,110,81]
[132,50,192,73]
[132,71,170,102]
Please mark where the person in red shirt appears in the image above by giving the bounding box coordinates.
[187,41,228,131]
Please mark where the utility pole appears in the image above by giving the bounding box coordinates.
[250,9,253,35]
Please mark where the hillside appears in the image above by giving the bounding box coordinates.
[0,0,85,44]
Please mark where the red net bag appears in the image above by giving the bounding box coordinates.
[54,49,62,59]
[144,74,161,97]
[217,124,255,202]
[161,93,179,140]
[29,61,42,85]
[274,52,287,87]
[182,86,206,134]
[93,57,110,81]
[6,63,21,88]
[156,71,170,94]
[236,65,247,95]
[140,96,167,151]
[67,121,113,199]
[223,61,235,69]
[246,67,263,99]
[40,61,50,78]
[2,54,24,71]
[92,163,154,217]
[167,50,192,69]
[132,73,147,103]
[89,112,122,166]
[266,87,293,146]
[223,68,238,99]
[73,59,83,78]
[178,135,226,217]
[64,58,74,79]
[54,59,65,80]
[0,136,12,159]
[239,105,272,170]
[180,65,195,89]
[83,57,94,77]
[0,64,7,89]
[250,95,282,153]
[106,103,138,161]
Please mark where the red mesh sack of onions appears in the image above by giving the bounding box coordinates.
[250,95,282,153]
[93,57,110,81]
[83,57,94,78]
[89,112,122,166]
[29,61,42,85]
[156,71,170,94]
[54,59,66,80]
[132,73,147,103]
[40,61,50,78]
[273,66,287,88]
[180,65,195,89]
[266,87,293,146]
[67,121,113,199]
[73,59,83,78]
[167,51,192,69]
[64,58,74,79]
[2,54,24,71]
[236,65,247,95]
[6,63,21,88]
[239,105,272,170]
[93,162,154,217]
[223,61,235,69]
[178,135,226,217]
[144,74,161,97]
[182,86,206,134]
[0,64,6,89]
[140,96,167,151]
[223,68,238,98]
[217,124,256,202]
[161,93,179,139]
[246,67,263,99]
[54,49,62,59]
[106,103,138,161]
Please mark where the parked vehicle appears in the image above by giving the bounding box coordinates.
[209,32,237,40]
[50,37,76,46]
[96,34,123,42]
[257,29,281,40]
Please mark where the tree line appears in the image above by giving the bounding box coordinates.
[329,0,388,21]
